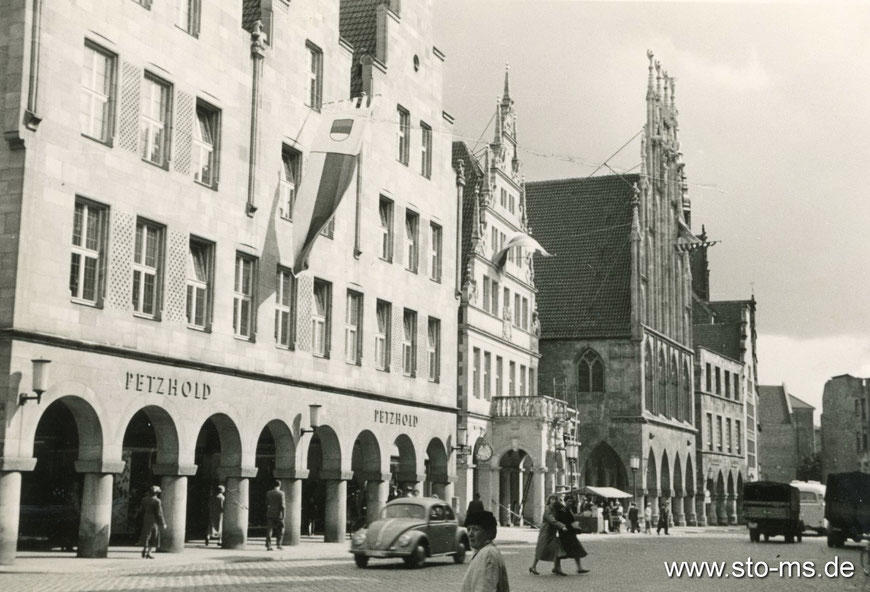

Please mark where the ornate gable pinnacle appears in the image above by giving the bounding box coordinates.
[493,95,502,146]
[503,62,512,102]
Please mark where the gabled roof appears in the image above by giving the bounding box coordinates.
[788,394,815,410]
[758,385,792,424]
[339,0,380,97]
[525,175,638,339]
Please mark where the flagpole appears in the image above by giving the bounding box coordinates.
[354,143,363,258]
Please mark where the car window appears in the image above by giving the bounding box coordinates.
[430,506,445,521]
[799,492,817,502]
[383,504,426,519]
[442,505,456,520]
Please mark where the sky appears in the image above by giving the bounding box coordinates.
[433,1,870,414]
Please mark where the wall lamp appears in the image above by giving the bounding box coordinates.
[19,358,50,406]
[300,404,321,435]
[452,425,472,454]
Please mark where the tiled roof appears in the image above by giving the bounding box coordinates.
[693,324,740,361]
[451,142,484,272]
[758,385,791,424]
[788,394,815,410]
[707,301,750,326]
[339,0,381,97]
[525,175,638,339]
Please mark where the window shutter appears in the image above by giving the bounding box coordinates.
[418,217,429,278]
[416,314,427,378]
[295,275,313,351]
[391,306,403,374]
[107,211,134,311]
[164,230,189,324]
[118,61,141,154]
[174,91,194,175]
[394,204,404,267]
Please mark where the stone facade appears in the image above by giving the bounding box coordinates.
[0,0,459,564]
[758,384,816,482]
[821,374,870,479]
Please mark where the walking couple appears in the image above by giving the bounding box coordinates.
[529,494,590,576]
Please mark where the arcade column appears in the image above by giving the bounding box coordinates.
[75,460,125,558]
[673,492,686,526]
[0,457,37,565]
[363,473,390,526]
[695,492,707,527]
[153,463,198,553]
[221,466,257,549]
[685,492,698,526]
[726,494,738,525]
[323,471,354,542]
[275,469,307,546]
[528,467,547,526]
[475,463,496,512]
[648,490,660,526]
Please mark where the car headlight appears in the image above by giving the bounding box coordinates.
[397,534,411,547]
[352,530,367,545]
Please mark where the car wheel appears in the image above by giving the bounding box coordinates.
[797,531,802,543]
[749,528,759,543]
[763,533,769,542]
[785,534,794,544]
[354,554,369,568]
[404,544,426,568]
[453,542,467,564]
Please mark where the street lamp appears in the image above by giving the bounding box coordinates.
[300,404,321,435]
[630,455,640,508]
[19,358,51,406]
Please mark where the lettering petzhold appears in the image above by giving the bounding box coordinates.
[125,372,211,400]
[373,410,419,427]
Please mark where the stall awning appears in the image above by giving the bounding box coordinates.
[581,486,633,499]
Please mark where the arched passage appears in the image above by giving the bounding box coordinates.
[715,471,726,525]
[584,442,628,491]
[250,420,294,537]
[391,434,418,496]
[498,448,533,526]
[645,448,658,497]
[736,472,745,524]
[424,438,449,499]
[350,430,381,529]
[302,425,342,541]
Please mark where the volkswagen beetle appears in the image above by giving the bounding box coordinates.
[350,497,469,568]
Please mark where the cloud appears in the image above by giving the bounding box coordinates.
[757,333,870,414]
[675,48,771,93]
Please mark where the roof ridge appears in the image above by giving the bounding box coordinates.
[526,173,641,186]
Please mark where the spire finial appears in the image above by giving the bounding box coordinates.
[647,50,655,100]
[503,62,511,101]
[493,95,502,144]
[655,60,662,99]
[663,71,670,107]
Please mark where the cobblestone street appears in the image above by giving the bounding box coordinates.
[1,528,866,592]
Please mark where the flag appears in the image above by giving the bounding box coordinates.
[291,96,372,275]
[675,240,719,252]
[493,231,551,268]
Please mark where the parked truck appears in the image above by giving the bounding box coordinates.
[743,481,803,543]
[824,471,870,548]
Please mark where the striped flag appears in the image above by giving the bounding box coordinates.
[493,231,551,268]
[675,240,719,252]
[292,97,372,275]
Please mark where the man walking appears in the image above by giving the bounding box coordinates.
[265,479,285,550]
[656,501,670,535]
[462,511,510,592]
[628,502,640,533]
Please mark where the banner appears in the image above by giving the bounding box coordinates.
[493,231,551,268]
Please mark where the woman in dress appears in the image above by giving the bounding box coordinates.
[555,496,589,574]
[529,494,568,576]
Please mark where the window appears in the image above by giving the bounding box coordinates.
[733,374,740,401]
[491,227,499,258]
[726,418,732,453]
[513,293,521,327]
[491,279,499,316]
[402,309,416,376]
[312,279,331,357]
[278,146,300,220]
[529,367,536,396]
[178,0,201,36]
[186,238,213,329]
[715,367,721,394]
[483,277,491,314]
[578,349,605,393]
[509,361,516,396]
[420,122,432,178]
[509,193,515,214]
[427,318,440,382]
[500,188,507,208]
[379,197,393,261]
[375,300,391,370]
[233,253,256,338]
[275,267,295,348]
[429,223,442,282]
[483,352,491,400]
[397,106,410,164]
[305,42,323,110]
[193,101,219,187]
[736,420,742,454]
[132,219,164,318]
[503,287,510,318]
[495,356,503,396]
[706,413,713,451]
[724,370,731,398]
[521,297,529,329]
[472,348,481,398]
[716,416,723,452]
[705,363,712,392]
[69,199,107,305]
[81,42,115,143]
[405,211,418,272]
[520,364,527,396]
[140,73,172,166]
[345,291,362,364]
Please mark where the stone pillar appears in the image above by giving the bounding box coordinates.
[153,463,197,553]
[529,468,546,526]
[222,467,257,549]
[716,494,727,525]
[685,493,697,526]
[673,494,686,526]
[695,493,707,527]
[476,464,496,513]
[365,476,389,526]
[0,458,36,566]
[274,469,307,546]
[324,472,353,542]
[77,473,114,558]
[648,491,659,527]
[726,494,738,525]
[498,470,510,525]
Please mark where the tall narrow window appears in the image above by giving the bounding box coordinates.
[427,318,440,382]
[275,267,295,348]
[233,253,256,338]
[140,74,171,166]
[402,309,416,376]
[405,211,419,272]
[716,416,723,452]
[70,199,107,305]
[513,293,521,327]
[520,365,527,396]
[529,367,536,396]
[726,418,732,453]
[724,370,731,398]
[522,297,529,329]
[736,420,742,454]
[420,122,432,178]
[473,348,481,397]
[305,42,323,110]
[733,373,740,401]
[81,42,115,143]
[483,352,491,400]
[491,279,499,316]
[500,188,507,208]
[279,146,300,220]
[193,101,219,187]
[491,227,499,258]
[178,0,201,36]
[715,367,721,394]
[375,300,391,370]
[578,349,605,393]
[705,362,712,392]
[132,219,164,318]
[706,413,713,451]
[429,223,442,282]
[312,279,331,357]
[509,361,516,396]
[187,238,213,330]
[345,291,362,365]
[482,277,491,314]
[495,356,503,396]
[397,106,410,165]
[379,197,393,261]
[503,287,510,318]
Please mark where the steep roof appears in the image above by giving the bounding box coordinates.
[339,0,380,97]
[788,394,815,410]
[694,324,740,361]
[525,174,638,339]
[451,142,484,272]
[758,385,792,424]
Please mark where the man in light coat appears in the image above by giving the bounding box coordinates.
[462,511,509,592]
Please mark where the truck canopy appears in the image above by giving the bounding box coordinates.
[744,481,800,504]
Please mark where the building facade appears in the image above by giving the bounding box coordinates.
[0,0,458,564]
[757,384,816,482]
[821,374,870,478]
[527,53,698,527]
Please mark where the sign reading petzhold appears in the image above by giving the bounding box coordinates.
[373,410,418,427]
[125,372,211,400]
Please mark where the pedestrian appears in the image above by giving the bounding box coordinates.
[139,485,166,559]
[601,501,610,534]
[656,501,670,535]
[613,502,624,533]
[461,510,510,592]
[554,496,589,574]
[467,492,485,515]
[628,502,640,533]
[265,479,285,550]
[529,494,568,576]
[643,504,652,534]
[206,484,225,547]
